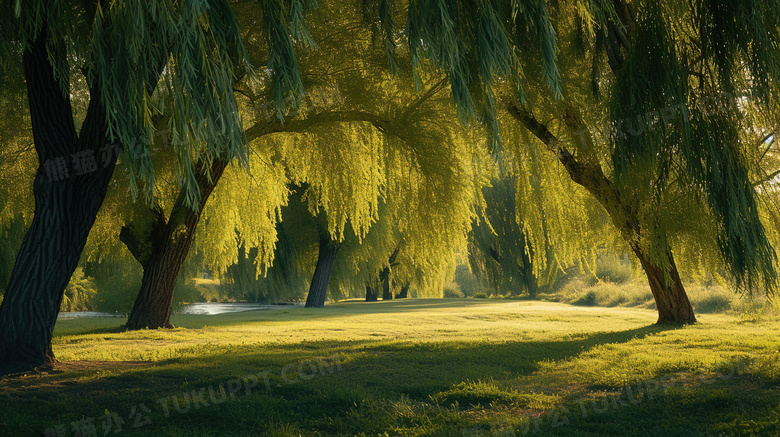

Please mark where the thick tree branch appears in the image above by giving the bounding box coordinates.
[244,77,448,146]
[388,246,401,267]
[399,77,449,122]
[119,226,147,266]
[754,168,780,187]
[119,203,166,268]
[507,103,640,242]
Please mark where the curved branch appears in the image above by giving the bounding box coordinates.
[507,103,640,242]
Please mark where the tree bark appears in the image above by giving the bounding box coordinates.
[0,29,114,374]
[395,283,410,299]
[124,159,227,330]
[365,282,378,301]
[304,236,341,308]
[631,243,696,324]
[381,273,393,300]
[380,247,400,300]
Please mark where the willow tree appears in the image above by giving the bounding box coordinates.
[71,0,352,330]
[469,173,546,297]
[374,0,780,323]
[289,89,490,307]
[504,0,780,323]
[203,75,489,308]
[278,79,490,306]
[0,0,306,373]
[222,224,306,303]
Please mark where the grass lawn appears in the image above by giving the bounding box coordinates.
[2,299,780,436]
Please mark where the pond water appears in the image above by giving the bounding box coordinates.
[57,311,125,320]
[57,302,302,319]
[177,302,302,315]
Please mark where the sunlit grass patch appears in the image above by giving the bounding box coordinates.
[431,379,546,408]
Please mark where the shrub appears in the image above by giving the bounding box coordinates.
[677,283,739,315]
[443,285,464,298]
[732,298,779,322]
[694,294,732,313]
[473,292,488,299]
[572,290,597,306]
[453,264,490,297]
[61,267,97,312]
[540,277,654,308]
[589,253,632,285]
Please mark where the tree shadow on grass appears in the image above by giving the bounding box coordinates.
[25,323,680,395]
[535,376,780,436]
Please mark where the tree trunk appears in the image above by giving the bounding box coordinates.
[382,273,393,300]
[304,236,340,308]
[520,263,539,297]
[631,243,696,324]
[380,247,400,300]
[124,159,227,330]
[0,29,114,374]
[395,283,409,299]
[365,283,378,301]
[515,219,539,297]
[380,264,393,300]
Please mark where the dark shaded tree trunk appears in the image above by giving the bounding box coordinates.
[124,159,227,330]
[519,255,538,297]
[304,236,341,308]
[381,273,393,300]
[0,30,114,374]
[365,283,378,301]
[380,247,400,300]
[517,223,539,297]
[395,283,410,299]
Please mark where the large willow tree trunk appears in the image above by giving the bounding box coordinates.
[124,159,227,330]
[304,237,340,308]
[631,243,695,324]
[395,283,410,299]
[0,30,113,374]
